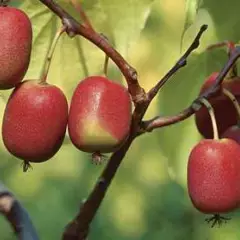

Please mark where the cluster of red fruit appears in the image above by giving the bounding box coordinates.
[188,69,240,226]
[0,6,132,171]
[3,4,240,228]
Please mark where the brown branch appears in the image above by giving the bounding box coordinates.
[198,46,240,100]
[62,133,135,240]
[38,0,145,104]
[147,24,208,101]
[140,46,240,134]
[206,40,238,77]
[139,107,194,134]
[0,182,39,240]
[131,25,208,126]
[37,2,209,239]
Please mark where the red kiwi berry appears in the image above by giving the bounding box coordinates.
[0,3,32,89]
[195,73,240,138]
[68,76,132,164]
[2,80,68,171]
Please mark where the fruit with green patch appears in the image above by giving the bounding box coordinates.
[68,76,132,162]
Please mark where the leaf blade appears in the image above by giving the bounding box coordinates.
[180,0,201,51]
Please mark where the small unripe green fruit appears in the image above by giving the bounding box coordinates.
[0,6,32,89]
[2,80,68,165]
[68,76,132,153]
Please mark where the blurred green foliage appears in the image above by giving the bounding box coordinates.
[1,0,240,239]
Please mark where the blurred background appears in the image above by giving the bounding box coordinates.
[1,0,240,239]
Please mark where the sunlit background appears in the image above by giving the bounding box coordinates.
[1,0,240,239]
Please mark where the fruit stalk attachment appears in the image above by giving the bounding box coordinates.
[198,98,219,140]
[39,25,66,83]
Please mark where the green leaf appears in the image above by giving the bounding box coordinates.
[98,0,154,58]
[180,0,201,51]
[11,0,154,100]
[202,0,240,41]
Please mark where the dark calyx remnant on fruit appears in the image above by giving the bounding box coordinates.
[22,161,33,172]
[91,151,108,165]
[2,80,68,171]
[68,76,132,156]
[195,73,240,138]
[0,6,32,89]
[205,214,231,228]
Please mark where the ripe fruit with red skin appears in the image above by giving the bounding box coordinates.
[0,6,32,89]
[187,138,240,214]
[2,80,68,164]
[195,72,240,138]
[68,76,132,154]
[221,125,240,144]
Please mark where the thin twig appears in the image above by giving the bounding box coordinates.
[147,24,208,101]
[139,46,240,134]
[132,25,208,126]
[62,133,136,240]
[206,40,238,77]
[139,107,194,134]
[0,182,39,240]
[197,46,240,100]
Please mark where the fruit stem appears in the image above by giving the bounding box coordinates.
[101,34,110,77]
[199,98,219,140]
[103,55,109,77]
[39,25,66,83]
[222,88,240,119]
